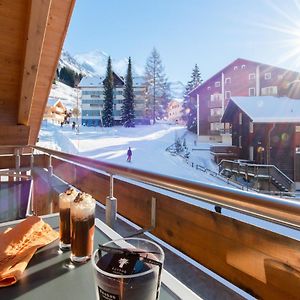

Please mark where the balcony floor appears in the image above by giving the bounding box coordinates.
[95,204,246,300]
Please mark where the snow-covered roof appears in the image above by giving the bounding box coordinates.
[223,96,300,123]
[78,76,103,87]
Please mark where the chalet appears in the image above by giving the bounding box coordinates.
[166,99,184,124]
[187,58,300,142]
[79,73,147,126]
[221,96,300,188]
[44,98,66,123]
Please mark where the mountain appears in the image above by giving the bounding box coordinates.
[58,50,95,76]
[169,81,185,100]
[74,49,144,77]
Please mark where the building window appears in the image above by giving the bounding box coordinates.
[261,86,278,96]
[225,91,231,99]
[249,122,254,133]
[207,86,211,90]
[225,77,231,84]
[249,87,256,96]
[249,73,255,80]
[215,81,221,87]
[241,64,246,69]
[265,72,271,80]
[211,93,223,101]
[234,66,238,71]
[239,112,242,125]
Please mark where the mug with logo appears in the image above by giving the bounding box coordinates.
[91,238,164,300]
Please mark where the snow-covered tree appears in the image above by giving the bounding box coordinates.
[121,57,135,127]
[144,48,170,123]
[182,64,203,133]
[102,56,114,127]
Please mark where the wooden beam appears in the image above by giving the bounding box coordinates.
[0,125,30,146]
[18,0,52,125]
[28,0,76,144]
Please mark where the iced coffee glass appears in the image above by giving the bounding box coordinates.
[70,193,96,263]
[59,187,78,250]
[92,238,165,300]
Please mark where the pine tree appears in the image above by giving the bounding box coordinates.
[182,64,203,132]
[121,57,135,127]
[102,56,114,127]
[191,64,202,87]
[145,48,170,123]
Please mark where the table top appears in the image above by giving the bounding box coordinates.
[0,215,183,300]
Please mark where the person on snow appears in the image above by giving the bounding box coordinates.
[127,147,132,162]
[72,121,76,130]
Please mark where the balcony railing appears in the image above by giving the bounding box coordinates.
[219,159,295,193]
[1,145,300,299]
[208,115,221,122]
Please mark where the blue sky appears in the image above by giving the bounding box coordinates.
[64,0,300,83]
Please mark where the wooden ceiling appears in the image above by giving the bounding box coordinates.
[0,0,75,147]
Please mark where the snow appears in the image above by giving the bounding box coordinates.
[74,49,144,77]
[38,122,229,187]
[49,82,80,110]
[59,49,95,77]
[78,76,103,87]
[227,96,300,123]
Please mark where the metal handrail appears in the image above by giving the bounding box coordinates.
[219,159,294,184]
[219,159,295,192]
[1,145,300,230]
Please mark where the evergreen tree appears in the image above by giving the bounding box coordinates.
[182,64,203,133]
[157,79,171,120]
[121,57,135,127]
[191,64,202,87]
[144,48,170,123]
[102,56,114,127]
[58,67,83,88]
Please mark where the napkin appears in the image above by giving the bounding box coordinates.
[0,216,59,287]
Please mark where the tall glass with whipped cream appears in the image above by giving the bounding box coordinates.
[59,187,78,250]
[70,192,96,263]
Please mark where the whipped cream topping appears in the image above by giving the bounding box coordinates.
[71,192,95,219]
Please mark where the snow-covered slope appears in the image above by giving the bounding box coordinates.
[49,81,80,110]
[58,50,95,76]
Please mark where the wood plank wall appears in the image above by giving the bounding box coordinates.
[50,157,300,299]
[0,0,29,125]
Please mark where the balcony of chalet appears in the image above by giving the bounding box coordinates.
[208,100,222,109]
[0,1,300,300]
[207,115,222,123]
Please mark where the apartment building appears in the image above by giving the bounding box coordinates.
[187,58,300,140]
[79,73,147,126]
